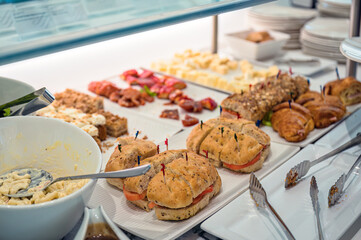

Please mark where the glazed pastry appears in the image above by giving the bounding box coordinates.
[296,91,346,128]
[271,102,315,142]
[324,76,361,106]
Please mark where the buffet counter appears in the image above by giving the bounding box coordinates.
[0,10,361,240]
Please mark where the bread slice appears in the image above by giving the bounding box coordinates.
[123,150,186,211]
[186,118,219,153]
[220,132,263,166]
[187,117,271,172]
[153,174,221,221]
[147,154,221,220]
[105,137,157,190]
[199,125,232,167]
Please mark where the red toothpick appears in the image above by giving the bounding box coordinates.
[289,66,293,75]
[202,150,208,158]
[249,84,252,91]
[165,138,168,151]
[260,82,264,90]
[157,145,159,154]
[186,152,188,163]
[236,112,241,119]
[267,81,271,86]
[161,163,166,184]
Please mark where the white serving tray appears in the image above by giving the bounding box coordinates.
[201,144,361,240]
[315,107,361,156]
[100,73,230,130]
[87,127,300,240]
[261,103,361,148]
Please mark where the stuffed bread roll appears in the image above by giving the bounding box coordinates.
[105,137,157,189]
[122,150,186,211]
[147,152,221,220]
[324,76,361,106]
[186,118,270,173]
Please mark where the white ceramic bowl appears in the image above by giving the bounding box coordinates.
[0,116,102,240]
[225,29,290,60]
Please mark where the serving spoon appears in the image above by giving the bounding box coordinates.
[0,164,151,198]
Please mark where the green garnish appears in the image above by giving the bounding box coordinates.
[141,85,157,97]
[2,108,11,117]
[262,111,273,127]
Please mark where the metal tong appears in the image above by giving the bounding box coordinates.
[249,173,295,240]
[285,133,361,188]
[328,153,361,207]
[310,176,324,240]
[0,87,54,117]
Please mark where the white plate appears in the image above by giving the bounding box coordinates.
[301,30,342,48]
[88,128,300,240]
[320,0,351,8]
[202,144,361,240]
[266,50,337,77]
[303,18,348,40]
[315,107,361,155]
[249,4,317,20]
[340,37,361,64]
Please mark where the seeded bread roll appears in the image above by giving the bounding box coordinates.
[147,154,221,220]
[187,118,270,172]
[186,118,220,153]
[221,73,309,122]
[123,150,186,211]
[105,137,157,190]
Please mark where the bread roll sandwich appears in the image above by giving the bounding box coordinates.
[147,152,221,220]
[221,73,309,122]
[122,150,186,211]
[105,137,157,189]
[271,102,314,142]
[187,118,270,172]
[296,91,346,128]
[324,76,361,106]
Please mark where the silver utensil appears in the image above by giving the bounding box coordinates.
[328,154,361,207]
[1,164,151,198]
[310,176,324,240]
[285,133,361,188]
[249,173,295,240]
[0,87,54,117]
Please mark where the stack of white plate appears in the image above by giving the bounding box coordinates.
[247,4,317,49]
[317,0,351,18]
[340,37,361,63]
[301,17,348,62]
